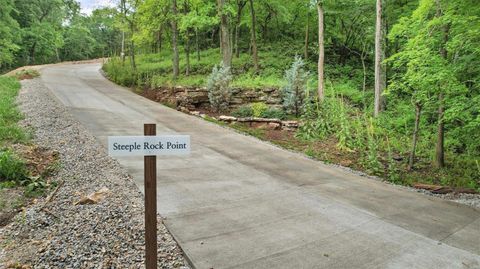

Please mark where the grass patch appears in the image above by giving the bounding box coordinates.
[103,47,287,89]
[0,76,28,146]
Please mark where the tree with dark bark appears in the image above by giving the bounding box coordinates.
[317,1,325,102]
[217,0,232,68]
[249,0,259,74]
[373,0,384,117]
[172,0,180,79]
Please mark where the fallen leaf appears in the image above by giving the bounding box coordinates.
[74,187,110,205]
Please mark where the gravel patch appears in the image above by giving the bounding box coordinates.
[0,78,190,268]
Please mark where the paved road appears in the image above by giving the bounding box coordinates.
[40,63,480,269]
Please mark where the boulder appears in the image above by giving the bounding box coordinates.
[218,115,237,122]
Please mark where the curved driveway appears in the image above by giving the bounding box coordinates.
[40,63,480,269]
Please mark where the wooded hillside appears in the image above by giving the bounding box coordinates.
[2,0,479,190]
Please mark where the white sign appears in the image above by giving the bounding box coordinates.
[108,135,190,156]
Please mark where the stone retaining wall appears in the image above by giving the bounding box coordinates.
[142,86,282,110]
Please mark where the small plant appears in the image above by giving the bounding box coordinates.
[386,136,401,183]
[23,176,50,197]
[251,102,268,117]
[363,118,383,175]
[336,97,354,152]
[296,92,331,140]
[0,150,28,182]
[13,69,40,80]
[207,62,232,112]
[261,107,286,120]
[281,56,309,116]
[231,105,253,118]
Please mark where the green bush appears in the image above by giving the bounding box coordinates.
[207,63,232,112]
[0,150,28,182]
[251,102,268,117]
[231,105,253,118]
[261,107,286,120]
[102,58,136,86]
[281,56,309,116]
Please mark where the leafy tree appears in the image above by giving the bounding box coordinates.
[388,0,479,168]
[61,23,96,61]
[13,0,66,65]
[0,0,20,70]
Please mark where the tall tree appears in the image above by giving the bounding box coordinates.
[120,0,126,63]
[304,6,309,61]
[217,0,232,67]
[434,0,448,168]
[234,0,246,58]
[317,1,325,101]
[172,0,180,79]
[249,0,259,73]
[123,0,139,71]
[0,0,20,70]
[374,0,384,117]
[14,0,65,65]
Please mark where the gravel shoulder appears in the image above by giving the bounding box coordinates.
[0,78,190,268]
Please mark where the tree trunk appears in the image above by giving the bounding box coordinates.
[55,47,60,62]
[30,42,37,65]
[185,30,191,76]
[408,103,422,170]
[249,0,259,74]
[120,0,126,64]
[157,28,163,53]
[172,0,180,79]
[361,44,367,94]
[235,0,246,58]
[435,95,445,168]
[434,0,448,168]
[304,9,309,60]
[184,1,191,76]
[373,0,384,117]
[130,39,136,71]
[317,2,325,101]
[196,29,200,61]
[217,0,232,67]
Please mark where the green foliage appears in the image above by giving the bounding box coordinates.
[232,104,286,119]
[0,150,28,182]
[0,76,27,145]
[0,0,20,70]
[231,105,253,118]
[102,58,137,86]
[207,63,232,112]
[251,102,268,117]
[261,107,286,120]
[61,24,96,61]
[281,56,309,116]
[5,0,472,190]
[23,176,51,197]
[362,118,383,175]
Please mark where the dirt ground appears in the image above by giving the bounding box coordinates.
[0,145,58,228]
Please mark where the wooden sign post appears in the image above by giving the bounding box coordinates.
[108,126,190,269]
[144,123,157,269]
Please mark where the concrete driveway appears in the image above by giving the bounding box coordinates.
[40,63,480,269]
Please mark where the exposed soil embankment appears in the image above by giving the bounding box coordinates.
[0,78,189,268]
